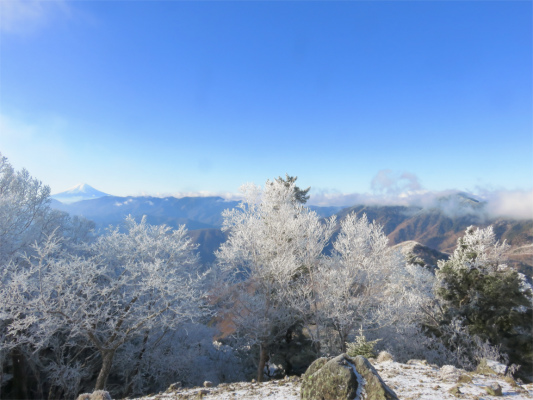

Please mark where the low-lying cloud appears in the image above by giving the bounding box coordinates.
[138,171,532,221]
[482,189,533,220]
[309,170,533,220]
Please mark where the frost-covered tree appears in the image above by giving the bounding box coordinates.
[0,154,96,399]
[1,216,209,393]
[316,212,435,354]
[0,153,51,263]
[216,180,335,381]
[433,226,533,378]
[0,153,93,262]
[368,261,440,364]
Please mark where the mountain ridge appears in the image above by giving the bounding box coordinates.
[50,191,533,271]
[52,183,109,204]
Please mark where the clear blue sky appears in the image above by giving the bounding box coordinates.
[1,0,531,204]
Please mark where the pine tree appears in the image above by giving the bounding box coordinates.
[435,226,533,380]
[274,174,310,204]
[346,328,381,358]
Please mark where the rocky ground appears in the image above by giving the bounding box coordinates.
[129,359,533,400]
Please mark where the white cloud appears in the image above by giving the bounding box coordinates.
[114,199,134,207]
[0,0,70,34]
[370,169,422,196]
[310,170,429,207]
[310,170,533,220]
[309,188,446,208]
[482,189,533,220]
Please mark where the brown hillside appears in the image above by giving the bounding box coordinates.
[335,207,533,275]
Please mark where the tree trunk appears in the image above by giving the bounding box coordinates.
[48,385,63,400]
[124,331,150,396]
[95,349,116,390]
[27,356,44,400]
[341,339,347,354]
[338,329,347,354]
[12,348,29,400]
[257,343,269,383]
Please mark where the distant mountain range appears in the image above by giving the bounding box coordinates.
[52,183,109,204]
[51,195,240,231]
[51,186,532,273]
[51,185,343,231]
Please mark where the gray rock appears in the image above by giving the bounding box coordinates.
[90,391,112,400]
[300,354,398,400]
[440,365,461,381]
[203,381,213,388]
[353,355,399,400]
[301,355,358,400]
[166,382,182,392]
[448,384,462,397]
[76,391,111,400]
[485,382,503,396]
[376,351,393,363]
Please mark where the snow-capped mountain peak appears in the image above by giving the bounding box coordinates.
[52,183,109,204]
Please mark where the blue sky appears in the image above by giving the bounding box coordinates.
[0,0,531,206]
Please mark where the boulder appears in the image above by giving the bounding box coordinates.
[476,358,506,376]
[485,382,503,396]
[448,384,462,397]
[376,351,393,363]
[301,354,398,400]
[166,382,182,392]
[457,374,473,384]
[440,365,461,381]
[76,391,112,400]
[301,355,358,400]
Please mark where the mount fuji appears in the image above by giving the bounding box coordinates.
[51,183,109,204]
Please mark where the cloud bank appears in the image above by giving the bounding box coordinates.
[482,189,533,220]
[308,170,533,220]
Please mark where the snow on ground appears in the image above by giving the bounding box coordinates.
[139,377,301,400]
[136,360,533,400]
[374,359,533,400]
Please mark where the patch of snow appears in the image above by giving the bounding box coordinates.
[114,199,134,207]
[346,360,366,400]
[131,359,533,400]
[140,378,301,400]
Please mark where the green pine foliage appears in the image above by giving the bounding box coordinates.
[274,174,310,204]
[346,329,382,359]
[435,226,533,381]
